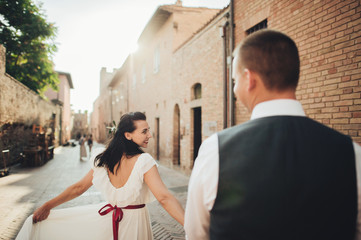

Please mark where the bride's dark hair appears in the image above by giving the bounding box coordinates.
[94,112,145,174]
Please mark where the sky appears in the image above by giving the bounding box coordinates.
[38,0,230,113]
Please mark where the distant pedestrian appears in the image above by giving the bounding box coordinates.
[79,134,87,160]
[87,134,93,154]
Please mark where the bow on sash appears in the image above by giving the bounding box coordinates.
[98,203,146,240]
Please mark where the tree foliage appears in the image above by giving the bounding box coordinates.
[0,0,59,94]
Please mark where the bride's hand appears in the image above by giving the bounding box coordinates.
[33,204,51,223]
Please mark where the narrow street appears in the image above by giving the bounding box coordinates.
[0,142,189,240]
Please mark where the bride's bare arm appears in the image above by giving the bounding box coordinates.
[33,169,94,223]
[144,166,185,226]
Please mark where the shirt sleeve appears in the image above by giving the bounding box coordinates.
[139,153,158,176]
[184,134,219,240]
[354,142,361,240]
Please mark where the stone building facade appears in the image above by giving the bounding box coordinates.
[0,45,61,167]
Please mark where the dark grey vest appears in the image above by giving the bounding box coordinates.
[210,116,357,240]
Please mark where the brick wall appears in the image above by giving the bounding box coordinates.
[128,16,175,164]
[172,7,221,51]
[233,0,361,144]
[172,11,227,171]
[108,6,226,172]
[90,68,117,143]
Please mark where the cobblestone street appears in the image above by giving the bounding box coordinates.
[0,142,189,240]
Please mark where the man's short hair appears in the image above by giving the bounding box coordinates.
[235,29,300,91]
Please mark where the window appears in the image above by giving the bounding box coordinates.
[192,83,202,100]
[194,84,202,99]
[153,46,160,73]
[142,63,146,83]
[246,19,267,35]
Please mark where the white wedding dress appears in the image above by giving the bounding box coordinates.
[16,148,157,240]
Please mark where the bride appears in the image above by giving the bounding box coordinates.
[16,112,184,240]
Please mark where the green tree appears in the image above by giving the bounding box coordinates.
[0,0,59,94]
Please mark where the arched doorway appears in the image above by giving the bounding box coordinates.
[173,104,180,165]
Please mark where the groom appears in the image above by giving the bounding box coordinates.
[184,29,361,240]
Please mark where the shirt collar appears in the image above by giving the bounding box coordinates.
[250,99,306,120]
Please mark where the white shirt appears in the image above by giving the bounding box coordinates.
[184,99,361,240]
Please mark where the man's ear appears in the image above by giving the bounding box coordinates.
[124,132,132,141]
[244,68,256,91]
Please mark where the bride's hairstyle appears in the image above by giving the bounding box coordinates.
[94,112,145,174]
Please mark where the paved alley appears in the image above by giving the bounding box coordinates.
[0,142,189,240]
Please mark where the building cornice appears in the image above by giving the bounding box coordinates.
[56,71,74,89]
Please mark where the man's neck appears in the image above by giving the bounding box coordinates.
[249,90,297,112]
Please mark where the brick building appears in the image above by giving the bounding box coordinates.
[91,67,117,143]
[232,0,361,143]
[95,2,223,173]
[171,8,229,171]
[44,71,74,144]
[71,110,88,139]
[91,0,360,173]
[108,62,129,126]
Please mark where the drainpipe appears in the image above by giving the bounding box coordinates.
[221,19,229,129]
[229,0,235,126]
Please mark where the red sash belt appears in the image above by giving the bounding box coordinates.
[98,203,145,240]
